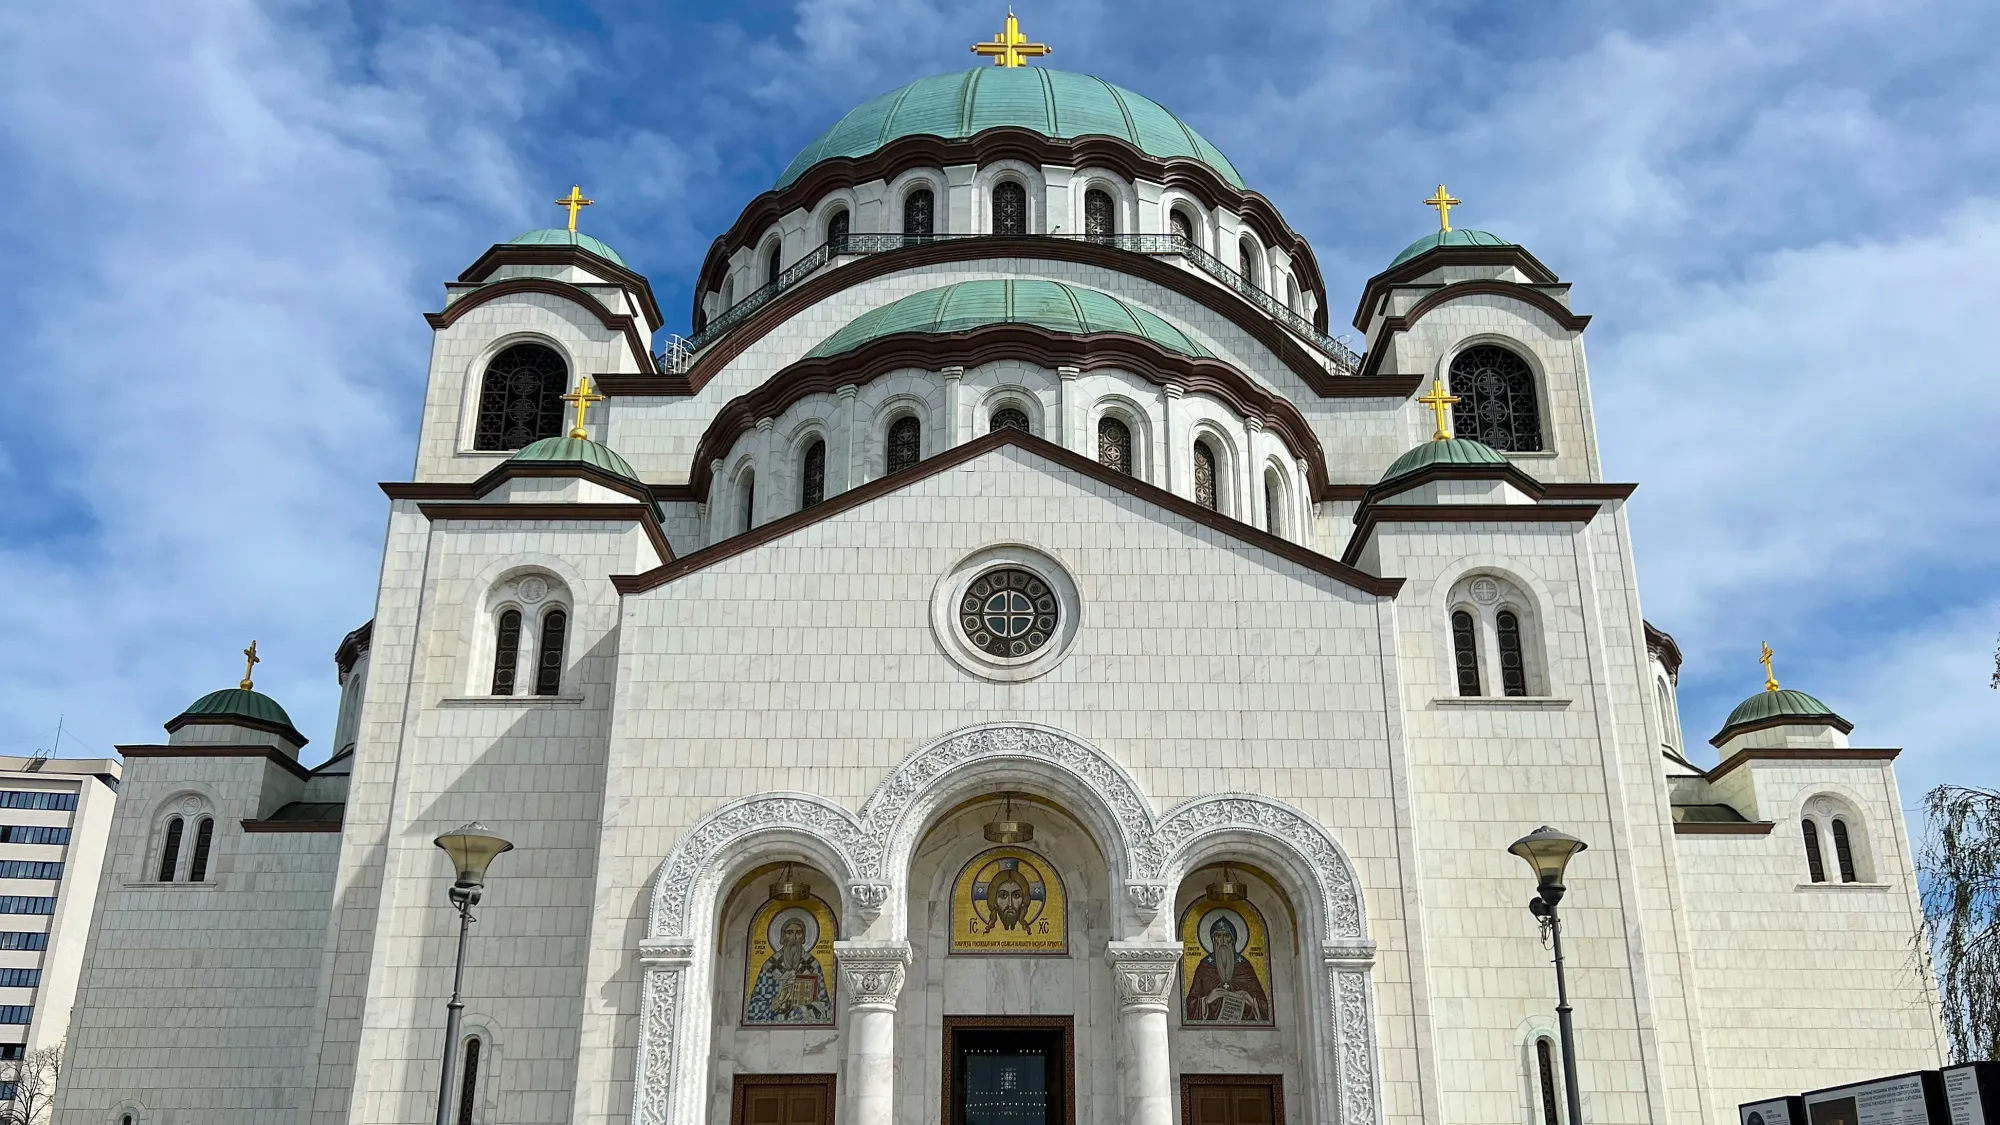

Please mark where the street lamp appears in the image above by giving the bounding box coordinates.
[1509,826,1588,1125]
[432,823,513,1125]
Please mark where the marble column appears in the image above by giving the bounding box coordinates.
[754,415,776,526]
[1107,942,1181,1125]
[836,383,860,492]
[941,366,964,449]
[1057,365,1081,451]
[834,941,911,1125]
[1161,384,1185,494]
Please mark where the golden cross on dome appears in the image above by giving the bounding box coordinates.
[555,185,594,232]
[971,12,1050,67]
[1423,184,1461,233]
[240,640,260,691]
[561,375,606,439]
[1417,378,1460,441]
[1760,641,1779,692]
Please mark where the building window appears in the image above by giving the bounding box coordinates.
[0,826,67,846]
[534,610,567,697]
[992,181,1027,235]
[1451,611,1482,696]
[1656,679,1679,751]
[0,1083,14,1101]
[1803,820,1827,883]
[739,469,756,532]
[1831,818,1858,883]
[490,609,522,696]
[0,1009,29,1026]
[158,818,184,882]
[991,407,1030,435]
[0,969,40,989]
[824,208,850,251]
[959,568,1059,659]
[0,934,48,952]
[1193,440,1218,510]
[188,817,215,881]
[887,416,922,473]
[1449,345,1544,452]
[1098,417,1132,474]
[1287,274,1302,314]
[121,1115,132,1125]
[1238,239,1258,287]
[0,863,60,881]
[1496,610,1529,696]
[0,792,76,812]
[800,439,826,508]
[457,1036,482,1125]
[765,242,782,287]
[1084,188,1114,238]
[0,900,53,916]
[1536,1037,1561,1125]
[1169,208,1194,247]
[1263,468,1284,535]
[473,343,567,452]
[905,188,935,239]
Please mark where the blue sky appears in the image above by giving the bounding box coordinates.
[0,0,1994,830]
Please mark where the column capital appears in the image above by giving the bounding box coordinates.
[1106,941,1182,1013]
[834,940,912,1011]
[756,415,776,433]
[941,365,965,382]
[1245,415,1266,433]
[1057,365,1081,381]
[1162,383,1186,400]
[836,383,860,400]
[637,938,696,968]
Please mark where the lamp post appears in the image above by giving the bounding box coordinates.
[1509,826,1588,1125]
[432,823,513,1125]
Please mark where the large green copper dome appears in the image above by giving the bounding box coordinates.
[807,280,1211,360]
[167,688,306,745]
[1379,437,1510,483]
[1711,688,1851,747]
[778,68,1244,190]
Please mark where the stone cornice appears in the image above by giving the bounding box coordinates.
[414,501,675,565]
[1339,502,1603,568]
[458,243,664,330]
[118,743,313,781]
[1351,243,1562,332]
[426,277,659,375]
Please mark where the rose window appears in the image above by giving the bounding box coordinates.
[961,568,1058,658]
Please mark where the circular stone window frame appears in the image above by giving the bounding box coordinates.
[930,544,1083,682]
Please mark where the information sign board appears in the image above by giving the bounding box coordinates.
[1944,1063,1999,1125]
[1804,1071,1948,1125]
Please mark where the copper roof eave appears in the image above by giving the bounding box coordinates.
[458,242,664,330]
[1351,243,1563,332]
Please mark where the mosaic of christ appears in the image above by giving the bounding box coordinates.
[949,846,1068,955]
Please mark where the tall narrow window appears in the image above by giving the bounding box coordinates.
[1287,275,1302,314]
[765,242,782,287]
[887,416,922,473]
[473,343,568,451]
[188,817,215,881]
[1536,1038,1561,1125]
[825,209,849,251]
[1084,188,1114,238]
[1098,417,1132,475]
[158,818,184,882]
[800,440,826,508]
[1803,820,1827,883]
[491,609,522,696]
[1169,208,1194,247]
[992,181,1027,235]
[457,1036,482,1125]
[534,609,567,697]
[721,276,733,308]
[904,189,935,240]
[1496,610,1528,696]
[1192,440,1218,510]
[1450,345,1544,452]
[1655,680,1678,750]
[1831,819,1858,882]
[1451,611,1482,697]
[694,306,708,334]
[991,407,1030,434]
[1238,239,1258,287]
[1264,469,1284,535]
[740,470,756,532]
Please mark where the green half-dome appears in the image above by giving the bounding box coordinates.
[507,228,627,267]
[1379,437,1509,483]
[168,688,305,744]
[1389,228,1513,268]
[510,436,641,483]
[807,280,1212,360]
[1712,688,1850,746]
[778,68,1244,189]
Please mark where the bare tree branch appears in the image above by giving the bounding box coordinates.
[1922,785,2000,1062]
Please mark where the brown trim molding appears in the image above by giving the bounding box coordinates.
[417,501,675,565]
[942,1016,1074,1125]
[1644,621,1682,677]
[1340,502,1602,567]
[596,372,695,396]
[1181,1075,1287,1125]
[680,323,1335,499]
[1357,280,1590,378]
[384,458,661,509]
[118,744,313,781]
[426,277,658,375]
[159,712,309,749]
[1672,821,1777,836]
[729,1074,836,1125]
[1708,713,1860,747]
[1543,482,1638,500]
[1356,460,1553,513]
[457,243,664,329]
[706,127,1329,330]
[613,428,1404,597]
[1352,244,1562,331]
[241,818,344,834]
[1706,747,1897,781]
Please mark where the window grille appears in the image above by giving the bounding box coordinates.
[992,181,1027,235]
[491,609,522,696]
[1496,610,1528,696]
[765,243,781,286]
[0,899,54,916]
[991,407,1030,435]
[534,610,567,697]
[457,1036,482,1125]
[188,817,215,881]
[1831,819,1858,882]
[1193,440,1218,509]
[800,440,826,508]
[0,934,47,952]
[0,969,39,989]
[0,862,60,881]
[1084,188,1114,238]
[158,818,183,881]
[887,416,922,473]
[904,189,935,238]
[1449,345,1544,452]
[1098,417,1132,475]
[1803,820,1827,883]
[825,209,850,251]
[1264,470,1283,535]
[1451,611,1482,696]
[0,792,75,812]
[1169,209,1194,245]
[473,343,567,452]
[1536,1038,1561,1125]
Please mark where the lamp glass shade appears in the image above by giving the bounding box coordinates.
[1507,825,1587,887]
[434,822,514,886]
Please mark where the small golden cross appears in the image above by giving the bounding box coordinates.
[1417,378,1461,441]
[971,12,1051,67]
[241,640,260,691]
[555,185,594,232]
[561,375,606,440]
[1760,642,1779,692]
[1423,184,1461,233]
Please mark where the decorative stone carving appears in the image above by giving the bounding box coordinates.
[1106,942,1182,1011]
[633,965,681,1125]
[1126,883,1168,920]
[848,882,891,924]
[1156,794,1366,939]
[648,793,863,938]
[834,942,911,1010]
[1331,968,1380,1125]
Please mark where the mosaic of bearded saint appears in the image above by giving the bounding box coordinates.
[950,846,1068,955]
[1180,897,1274,1026]
[743,896,836,1026]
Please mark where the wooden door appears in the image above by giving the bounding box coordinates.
[1182,1076,1284,1125]
[731,1074,835,1125]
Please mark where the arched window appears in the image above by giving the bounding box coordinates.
[1169,208,1194,247]
[739,469,756,532]
[991,407,1030,435]
[693,306,708,334]
[158,817,184,882]
[1263,468,1284,535]
[765,242,782,287]
[1496,610,1528,696]
[1287,274,1302,314]
[534,609,566,697]
[887,416,922,474]
[473,343,567,451]
[457,1036,482,1125]
[1535,1037,1562,1125]
[188,817,215,881]
[992,181,1027,235]
[490,609,522,696]
[1803,820,1827,883]
[1449,345,1544,452]
[721,276,734,308]
[1831,818,1858,883]
[800,439,826,508]
[904,188,935,240]
[1192,440,1218,510]
[824,209,850,250]
[1655,680,1678,750]
[1238,239,1259,287]
[1451,611,1482,697]
[1098,416,1132,475]
[1084,188,1114,238]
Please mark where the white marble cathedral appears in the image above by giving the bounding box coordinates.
[57,25,1945,1125]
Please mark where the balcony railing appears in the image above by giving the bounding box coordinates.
[656,233,1363,375]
